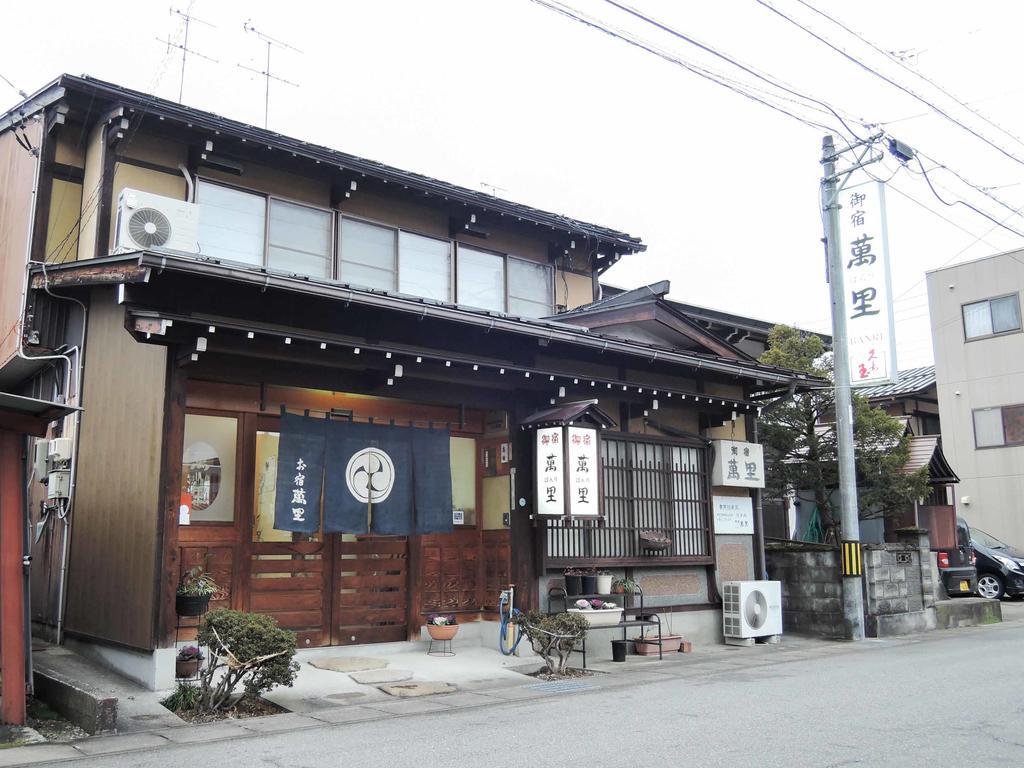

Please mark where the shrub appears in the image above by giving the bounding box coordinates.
[162,680,201,712]
[196,609,299,712]
[513,610,588,675]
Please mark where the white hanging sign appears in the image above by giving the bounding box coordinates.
[713,495,755,535]
[535,427,565,515]
[711,440,765,488]
[567,426,599,516]
[837,180,898,387]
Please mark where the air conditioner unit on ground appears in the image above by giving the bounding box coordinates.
[114,188,199,254]
[723,580,782,644]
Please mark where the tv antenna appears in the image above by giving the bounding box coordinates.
[160,7,218,103]
[480,182,508,197]
[239,20,302,129]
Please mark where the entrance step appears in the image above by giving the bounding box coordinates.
[349,669,413,685]
[308,657,388,673]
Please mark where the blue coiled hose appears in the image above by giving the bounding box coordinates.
[498,592,524,655]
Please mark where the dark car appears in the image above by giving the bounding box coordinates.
[936,517,977,597]
[970,527,1024,600]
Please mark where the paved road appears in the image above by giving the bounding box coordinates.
[62,612,1024,768]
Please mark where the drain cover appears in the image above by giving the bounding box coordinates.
[523,681,597,693]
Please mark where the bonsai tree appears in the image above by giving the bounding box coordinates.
[195,609,299,712]
[758,325,930,542]
[512,611,588,676]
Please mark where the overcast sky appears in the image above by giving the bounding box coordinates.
[4,0,1024,368]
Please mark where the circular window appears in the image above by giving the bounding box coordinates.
[182,441,222,512]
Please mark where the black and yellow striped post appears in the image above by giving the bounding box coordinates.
[841,540,862,577]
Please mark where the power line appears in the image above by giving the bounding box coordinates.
[534,0,1024,305]
[792,0,1024,154]
[0,72,27,99]
[754,0,1024,169]
[912,155,1024,239]
[526,0,846,136]
[600,0,867,140]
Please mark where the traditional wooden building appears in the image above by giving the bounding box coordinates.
[0,75,816,689]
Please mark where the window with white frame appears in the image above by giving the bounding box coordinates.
[338,218,397,292]
[196,182,266,265]
[268,199,332,278]
[973,404,1024,448]
[456,246,505,312]
[963,294,1021,340]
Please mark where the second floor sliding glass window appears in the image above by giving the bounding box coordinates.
[457,246,505,312]
[268,199,332,279]
[196,180,552,315]
[197,182,265,265]
[338,218,396,291]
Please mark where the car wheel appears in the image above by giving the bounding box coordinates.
[977,573,1005,600]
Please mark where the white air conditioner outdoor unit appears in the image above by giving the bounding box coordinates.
[114,188,199,254]
[723,580,782,642]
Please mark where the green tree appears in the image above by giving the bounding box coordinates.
[759,325,930,542]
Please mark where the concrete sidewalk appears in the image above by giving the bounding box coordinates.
[5,604,1019,767]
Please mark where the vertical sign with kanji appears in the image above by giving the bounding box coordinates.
[567,426,599,516]
[837,179,898,387]
[535,427,564,516]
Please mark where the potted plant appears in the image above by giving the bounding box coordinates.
[596,570,613,594]
[580,568,598,594]
[563,568,583,596]
[634,632,683,655]
[612,577,638,595]
[567,598,623,627]
[425,613,459,641]
[175,566,218,617]
[175,645,204,678]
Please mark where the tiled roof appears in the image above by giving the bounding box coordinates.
[856,366,936,400]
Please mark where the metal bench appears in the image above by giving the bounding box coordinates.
[547,584,663,667]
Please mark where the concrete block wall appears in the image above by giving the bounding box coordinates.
[765,545,845,639]
[862,544,924,616]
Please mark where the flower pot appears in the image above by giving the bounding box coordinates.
[611,639,629,662]
[175,658,201,678]
[175,593,211,617]
[426,624,459,641]
[633,634,683,655]
[596,575,613,594]
[568,607,623,627]
[564,575,582,596]
[580,575,597,594]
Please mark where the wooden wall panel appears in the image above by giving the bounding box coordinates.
[420,530,480,612]
[63,288,167,649]
[483,530,511,610]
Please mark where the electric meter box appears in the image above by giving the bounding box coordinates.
[47,470,71,500]
[33,441,49,478]
[47,437,73,463]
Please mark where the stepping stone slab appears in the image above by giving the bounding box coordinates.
[378,681,456,698]
[349,669,413,685]
[309,657,388,673]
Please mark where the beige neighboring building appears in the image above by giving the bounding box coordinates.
[927,249,1024,546]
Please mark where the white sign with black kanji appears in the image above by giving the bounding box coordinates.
[535,427,564,516]
[567,427,599,516]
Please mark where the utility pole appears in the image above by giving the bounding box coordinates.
[820,134,866,641]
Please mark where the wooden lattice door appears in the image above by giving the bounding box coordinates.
[334,536,409,645]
